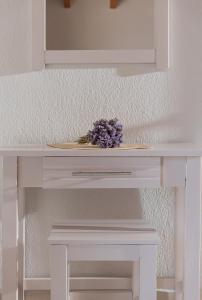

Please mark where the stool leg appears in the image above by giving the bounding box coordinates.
[139,246,157,300]
[50,245,69,300]
[132,261,140,300]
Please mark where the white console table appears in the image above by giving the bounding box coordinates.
[0,144,201,300]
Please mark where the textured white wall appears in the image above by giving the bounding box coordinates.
[0,0,202,288]
[0,69,177,145]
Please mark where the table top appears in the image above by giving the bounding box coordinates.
[0,143,202,157]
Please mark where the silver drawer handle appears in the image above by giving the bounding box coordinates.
[72,171,132,177]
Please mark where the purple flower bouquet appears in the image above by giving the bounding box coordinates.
[78,118,123,148]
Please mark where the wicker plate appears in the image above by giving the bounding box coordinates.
[48,143,150,150]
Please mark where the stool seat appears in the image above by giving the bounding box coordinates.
[49,220,159,300]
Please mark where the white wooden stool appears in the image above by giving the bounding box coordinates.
[48,220,159,300]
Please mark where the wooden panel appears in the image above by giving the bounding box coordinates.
[0,1,32,75]
[45,50,155,64]
[68,245,141,261]
[175,187,184,300]
[183,157,201,300]
[24,277,131,291]
[32,0,45,70]
[139,246,157,300]
[154,0,170,70]
[18,188,25,300]
[1,157,18,300]
[48,231,159,246]
[43,157,161,189]
[132,261,140,299]
[110,0,117,9]
[52,219,154,231]
[69,292,132,300]
[44,157,160,170]
[19,156,190,189]
[19,157,43,187]
[162,157,186,187]
[64,0,71,8]
[1,144,202,157]
[24,277,175,292]
[43,178,160,189]
[50,245,69,300]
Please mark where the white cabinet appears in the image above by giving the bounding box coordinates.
[34,0,170,71]
[0,0,170,75]
[0,0,33,76]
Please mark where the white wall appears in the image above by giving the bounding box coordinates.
[0,0,202,288]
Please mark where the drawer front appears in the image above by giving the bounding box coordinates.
[43,157,161,189]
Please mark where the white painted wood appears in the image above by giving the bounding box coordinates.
[49,231,159,246]
[132,261,140,300]
[183,157,201,300]
[65,291,133,300]
[43,157,161,189]
[49,223,158,300]
[24,277,131,291]
[68,245,141,261]
[1,157,18,300]
[32,0,45,70]
[45,50,155,65]
[18,188,26,300]
[23,276,175,293]
[157,278,175,294]
[44,1,168,68]
[43,177,161,189]
[2,143,202,157]
[0,1,32,76]
[43,157,160,172]
[0,0,45,75]
[17,156,189,189]
[139,246,157,300]
[52,219,155,231]
[162,157,186,187]
[175,188,184,300]
[154,0,170,70]
[1,144,202,300]
[0,0,169,74]
[50,245,69,300]
[19,157,43,187]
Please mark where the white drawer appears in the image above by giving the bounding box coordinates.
[43,157,161,189]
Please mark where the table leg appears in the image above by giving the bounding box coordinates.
[176,157,201,300]
[175,187,185,300]
[139,246,157,300]
[50,245,69,300]
[132,261,140,300]
[1,157,18,300]
[18,187,25,300]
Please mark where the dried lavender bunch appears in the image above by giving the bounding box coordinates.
[78,118,123,148]
[77,135,90,144]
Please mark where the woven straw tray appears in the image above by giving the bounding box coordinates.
[48,143,150,150]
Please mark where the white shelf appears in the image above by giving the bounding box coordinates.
[45,49,155,65]
[31,0,169,71]
[0,0,169,76]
